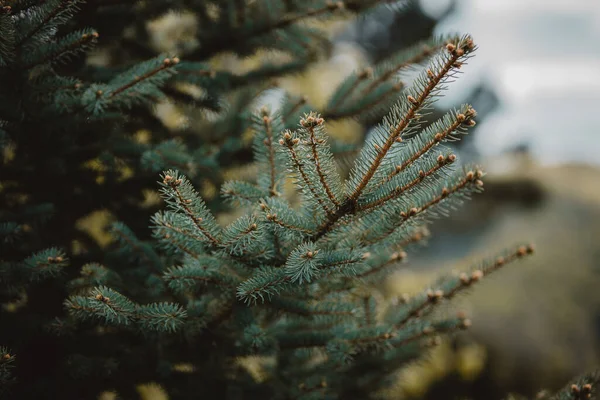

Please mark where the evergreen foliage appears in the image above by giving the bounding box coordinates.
[0,0,597,399]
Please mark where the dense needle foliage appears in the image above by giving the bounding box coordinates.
[0,1,597,399]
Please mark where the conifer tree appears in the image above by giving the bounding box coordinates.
[0,0,598,399]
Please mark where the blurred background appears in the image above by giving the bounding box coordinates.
[143,0,600,398]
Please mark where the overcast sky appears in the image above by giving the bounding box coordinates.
[420,0,600,166]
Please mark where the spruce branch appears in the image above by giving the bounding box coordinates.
[16,0,85,47]
[387,244,535,328]
[356,152,457,212]
[253,107,287,197]
[280,129,336,218]
[22,29,98,70]
[379,104,477,187]
[347,35,476,201]
[159,170,222,247]
[108,56,179,98]
[359,167,484,246]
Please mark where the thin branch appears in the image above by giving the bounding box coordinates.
[281,132,334,217]
[108,57,179,98]
[306,121,340,206]
[349,44,467,202]
[357,153,455,212]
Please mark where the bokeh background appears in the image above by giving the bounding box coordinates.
[133,1,600,398]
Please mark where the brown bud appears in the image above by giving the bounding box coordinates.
[400,211,407,218]
[526,244,535,254]
[456,310,468,320]
[263,116,271,124]
[383,333,391,339]
[471,270,484,281]
[396,136,403,143]
[571,385,580,394]
[408,207,418,216]
[457,113,466,122]
[96,89,103,97]
[418,170,425,178]
[163,58,173,65]
[454,61,463,69]
[292,138,300,145]
[446,43,456,53]
[466,171,475,181]
[172,57,180,64]
[306,251,314,258]
[284,131,292,140]
[447,154,456,162]
[455,48,465,57]
[95,294,110,303]
[2,353,10,360]
[362,252,371,260]
[395,165,402,173]
[475,179,484,187]
[278,139,284,145]
[407,95,418,105]
[466,119,476,127]
[441,187,450,197]
[465,107,477,117]
[434,133,443,142]
[437,154,445,164]
[250,223,257,230]
[475,170,483,179]
[459,272,470,284]
[496,257,505,266]
[320,380,328,388]
[260,203,267,210]
[427,69,435,80]
[461,319,472,328]
[516,246,527,257]
[358,67,373,79]
[163,175,173,184]
[465,38,475,50]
